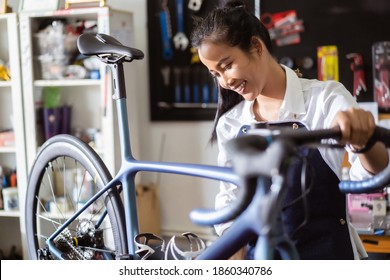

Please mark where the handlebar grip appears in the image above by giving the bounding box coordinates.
[339,162,390,193]
[190,178,256,226]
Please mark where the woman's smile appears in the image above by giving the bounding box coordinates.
[229,80,247,95]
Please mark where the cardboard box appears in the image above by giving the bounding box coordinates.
[136,184,161,235]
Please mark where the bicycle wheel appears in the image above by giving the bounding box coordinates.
[25,135,128,260]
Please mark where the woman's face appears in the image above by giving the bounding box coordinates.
[198,39,268,101]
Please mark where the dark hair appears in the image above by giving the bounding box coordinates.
[191,0,272,143]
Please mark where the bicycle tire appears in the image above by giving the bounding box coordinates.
[25,135,128,260]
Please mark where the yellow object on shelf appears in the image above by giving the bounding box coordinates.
[0,65,10,81]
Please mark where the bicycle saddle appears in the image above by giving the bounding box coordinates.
[77,33,144,61]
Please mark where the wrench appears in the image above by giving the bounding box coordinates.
[174,67,182,102]
[188,0,204,12]
[173,0,189,50]
[161,66,171,87]
[159,7,174,60]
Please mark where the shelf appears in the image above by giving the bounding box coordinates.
[158,102,217,109]
[0,13,28,259]
[0,81,12,88]
[0,146,16,153]
[0,210,21,218]
[19,7,111,18]
[34,79,101,87]
[20,7,138,177]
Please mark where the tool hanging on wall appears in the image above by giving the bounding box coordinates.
[346,53,367,99]
[192,66,200,103]
[190,47,200,64]
[173,0,189,50]
[183,67,191,102]
[173,67,182,103]
[202,72,210,104]
[159,0,174,60]
[372,41,390,111]
[188,0,204,12]
[317,45,339,81]
[161,66,171,88]
[254,0,261,19]
[261,10,304,47]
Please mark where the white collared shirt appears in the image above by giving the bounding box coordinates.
[214,65,372,243]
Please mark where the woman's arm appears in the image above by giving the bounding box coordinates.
[332,107,389,174]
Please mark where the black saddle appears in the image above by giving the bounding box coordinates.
[77,33,144,61]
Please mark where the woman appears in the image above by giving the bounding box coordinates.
[190,0,388,259]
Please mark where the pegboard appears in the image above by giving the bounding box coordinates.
[147,0,255,121]
[147,0,390,121]
[262,0,390,105]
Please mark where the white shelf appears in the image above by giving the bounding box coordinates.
[34,79,101,87]
[17,7,139,259]
[2,7,141,260]
[0,210,21,218]
[0,13,28,259]
[20,7,138,176]
[0,146,17,153]
[0,81,12,88]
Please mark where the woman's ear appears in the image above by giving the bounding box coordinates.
[251,36,263,55]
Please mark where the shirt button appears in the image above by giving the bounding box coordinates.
[339,218,346,225]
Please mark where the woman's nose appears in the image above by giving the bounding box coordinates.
[220,74,234,89]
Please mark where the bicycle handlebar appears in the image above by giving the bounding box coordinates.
[339,126,390,193]
[190,125,390,226]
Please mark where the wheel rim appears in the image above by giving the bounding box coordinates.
[25,137,127,260]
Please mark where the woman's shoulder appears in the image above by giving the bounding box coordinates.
[221,99,252,119]
[217,100,254,137]
[300,76,350,94]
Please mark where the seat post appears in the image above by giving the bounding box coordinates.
[108,62,127,100]
[108,62,134,160]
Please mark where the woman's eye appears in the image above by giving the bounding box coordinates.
[210,72,219,78]
[223,63,232,70]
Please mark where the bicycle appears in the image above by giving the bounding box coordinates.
[25,33,390,260]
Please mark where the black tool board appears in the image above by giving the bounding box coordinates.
[263,0,390,105]
[147,0,390,121]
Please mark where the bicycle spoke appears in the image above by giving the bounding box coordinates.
[26,133,125,260]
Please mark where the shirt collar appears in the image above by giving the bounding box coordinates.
[224,65,307,121]
[280,65,306,117]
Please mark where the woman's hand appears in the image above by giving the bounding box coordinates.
[331,107,375,150]
[332,107,388,174]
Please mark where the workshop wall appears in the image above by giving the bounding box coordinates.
[147,0,255,121]
[262,0,390,105]
[147,0,390,121]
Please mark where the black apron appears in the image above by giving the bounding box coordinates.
[238,122,354,260]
